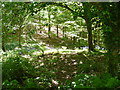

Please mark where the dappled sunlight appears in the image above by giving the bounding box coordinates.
[61,70,66,73]
[32,51,42,56]
[72,59,76,62]
[44,49,58,54]
[40,63,44,66]
[29,51,106,84]
[73,62,77,65]
[79,61,83,64]
[2,2,120,89]
[2,44,113,88]
[51,79,59,86]
[21,55,31,59]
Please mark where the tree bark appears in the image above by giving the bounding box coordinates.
[63,27,65,38]
[85,18,94,51]
[48,11,51,38]
[107,24,120,77]
[2,33,5,52]
[104,3,120,77]
[83,3,94,51]
[48,23,51,38]
[56,24,59,37]
[2,25,6,52]
[18,26,22,48]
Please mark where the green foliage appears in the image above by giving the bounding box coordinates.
[5,43,19,51]
[2,50,52,88]
[24,78,40,88]
[2,54,35,82]
[92,73,120,88]
[65,73,120,88]
[2,48,120,89]
[12,43,46,56]
[1,2,120,89]
[72,74,92,88]
[2,78,42,89]
[2,80,20,88]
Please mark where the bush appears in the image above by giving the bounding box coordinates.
[24,78,40,88]
[2,51,52,88]
[2,80,20,88]
[2,55,35,84]
[63,73,120,88]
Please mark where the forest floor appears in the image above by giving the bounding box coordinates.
[17,28,106,87]
[30,27,87,50]
[23,49,106,87]
[4,27,107,87]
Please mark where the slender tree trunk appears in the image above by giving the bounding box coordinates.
[56,24,59,37]
[48,11,51,38]
[63,27,65,38]
[39,15,42,33]
[18,26,22,48]
[93,31,96,49]
[73,36,76,45]
[85,18,94,51]
[2,33,5,52]
[97,29,100,47]
[48,24,51,38]
[2,25,6,52]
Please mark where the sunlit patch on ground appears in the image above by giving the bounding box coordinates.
[29,49,106,87]
[32,51,42,55]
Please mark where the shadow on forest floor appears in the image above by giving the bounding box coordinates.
[32,51,106,86]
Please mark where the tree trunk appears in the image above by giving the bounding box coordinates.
[48,11,51,38]
[56,25,59,37]
[63,27,65,38]
[48,24,51,38]
[97,29,100,48]
[83,3,94,51]
[107,25,120,77]
[2,33,5,52]
[104,3,120,77]
[2,25,6,52]
[73,36,76,45]
[18,26,22,48]
[85,18,94,51]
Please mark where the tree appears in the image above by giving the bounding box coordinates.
[82,3,94,51]
[93,2,120,77]
[2,2,31,49]
[51,2,95,51]
[29,2,95,51]
[47,6,51,38]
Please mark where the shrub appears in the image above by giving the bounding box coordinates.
[2,55,35,84]
[2,80,21,88]
[64,73,120,88]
